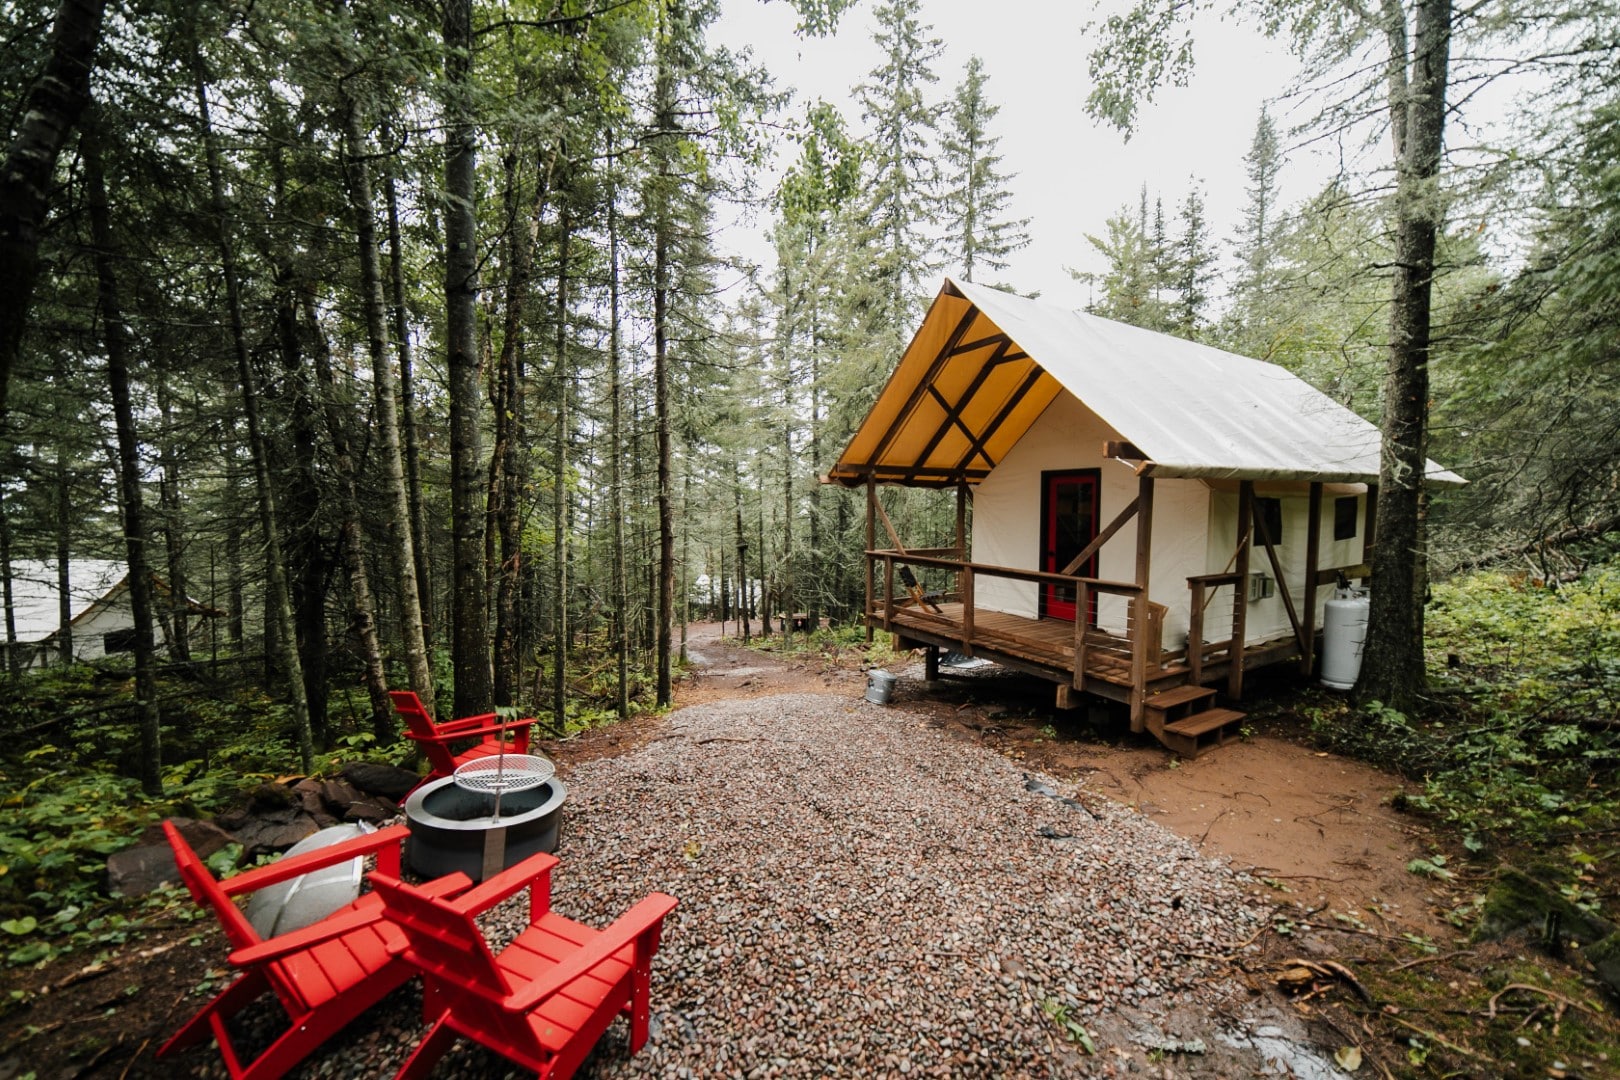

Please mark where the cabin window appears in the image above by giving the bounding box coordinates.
[1254,497,1283,546]
[103,628,138,654]
[1334,496,1359,541]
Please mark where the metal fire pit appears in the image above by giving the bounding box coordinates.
[404,758,566,882]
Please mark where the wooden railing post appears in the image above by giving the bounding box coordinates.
[961,564,975,657]
[883,555,895,632]
[1230,481,1253,699]
[864,477,877,642]
[1188,581,1205,685]
[1129,475,1155,732]
[1302,482,1323,676]
[1072,581,1089,690]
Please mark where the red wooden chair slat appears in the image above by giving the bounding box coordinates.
[389,690,536,793]
[371,850,677,1080]
[157,821,437,1079]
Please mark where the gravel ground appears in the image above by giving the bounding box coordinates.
[183,691,1344,1078]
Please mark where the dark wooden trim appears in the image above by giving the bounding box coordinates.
[1229,482,1253,699]
[1062,496,1139,575]
[866,304,980,467]
[951,364,1045,478]
[905,336,1013,480]
[1103,440,1148,461]
[1302,483,1322,676]
[949,331,1010,356]
[1037,467,1102,620]
[1129,474,1155,732]
[1251,486,1307,656]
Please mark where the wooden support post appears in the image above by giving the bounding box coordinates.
[961,564,975,657]
[1363,484,1378,568]
[865,477,876,643]
[1072,581,1089,691]
[882,554,895,632]
[1188,581,1205,685]
[1302,482,1322,676]
[1230,481,1253,699]
[1129,475,1155,732]
[925,645,939,681]
[955,483,968,602]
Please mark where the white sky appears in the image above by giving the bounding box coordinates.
[710,0,1338,310]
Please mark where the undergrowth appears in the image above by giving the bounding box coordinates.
[1304,552,1620,917]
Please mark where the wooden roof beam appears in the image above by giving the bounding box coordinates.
[950,364,1045,477]
[865,303,981,466]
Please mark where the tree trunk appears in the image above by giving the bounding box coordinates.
[0,0,104,417]
[155,378,191,663]
[345,96,435,724]
[550,204,572,729]
[84,120,162,794]
[194,68,316,773]
[652,12,676,707]
[305,293,392,743]
[383,140,434,656]
[608,171,630,719]
[1356,0,1451,712]
[53,352,72,666]
[734,459,751,643]
[0,503,17,676]
[443,0,493,717]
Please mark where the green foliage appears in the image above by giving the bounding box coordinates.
[1308,557,1620,885]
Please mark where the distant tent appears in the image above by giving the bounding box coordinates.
[1,559,220,669]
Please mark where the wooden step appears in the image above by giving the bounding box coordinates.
[1145,685,1216,711]
[1164,707,1245,738]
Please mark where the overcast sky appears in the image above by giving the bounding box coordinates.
[709,0,1338,310]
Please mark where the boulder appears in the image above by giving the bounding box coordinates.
[1473,866,1616,949]
[136,817,231,858]
[340,762,421,801]
[232,815,320,859]
[107,844,182,896]
[317,779,365,815]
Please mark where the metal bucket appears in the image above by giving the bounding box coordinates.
[865,669,898,705]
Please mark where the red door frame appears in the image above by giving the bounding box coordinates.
[1039,469,1100,622]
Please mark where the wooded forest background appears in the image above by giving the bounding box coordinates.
[2,0,1618,795]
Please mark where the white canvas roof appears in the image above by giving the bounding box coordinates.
[3,559,128,643]
[829,277,1465,488]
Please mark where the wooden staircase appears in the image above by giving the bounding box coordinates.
[1144,685,1245,758]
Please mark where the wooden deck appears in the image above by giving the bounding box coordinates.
[878,599,1300,707]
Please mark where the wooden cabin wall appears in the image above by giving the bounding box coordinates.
[1203,488,1366,647]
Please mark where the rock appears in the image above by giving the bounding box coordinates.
[1473,866,1616,948]
[232,815,320,858]
[1586,932,1620,995]
[317,779,365,814]
[136,816,231,858]
[341,762,421,801]
[107,844,182,896]
[343,799,393,824]
[247,782,299,813]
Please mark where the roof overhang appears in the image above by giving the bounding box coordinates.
[827,278,1465,491]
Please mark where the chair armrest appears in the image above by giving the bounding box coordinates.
[506,893,678,1013]
[447,850,559,916]
[431,713,532,737]
[404,717,534,747]
[229,873,470,967]
[220,824,410,898]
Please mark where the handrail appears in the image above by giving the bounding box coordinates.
[865,549,1141,595]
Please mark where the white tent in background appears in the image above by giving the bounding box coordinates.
[2,559,218,669]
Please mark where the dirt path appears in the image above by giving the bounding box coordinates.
[655,623,1449,944]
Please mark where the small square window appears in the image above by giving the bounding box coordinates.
[103,628,138,654]
[1334,496,1359,541]
[1254,497,1283,546]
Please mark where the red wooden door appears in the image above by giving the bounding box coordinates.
[1040,470,1099,622]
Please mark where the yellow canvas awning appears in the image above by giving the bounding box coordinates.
[827,278,1465,490]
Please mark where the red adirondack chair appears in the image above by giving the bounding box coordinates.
[390,689,536,793]
[370,851,678,1080]
[158,820,462,1079]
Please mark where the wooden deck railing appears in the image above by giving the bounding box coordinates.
[864,548,1143,693]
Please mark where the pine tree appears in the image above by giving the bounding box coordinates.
[1172,180,1216,338]
[1234,107,1282,299]
[940,55,1029,285]
[854,0,944,344]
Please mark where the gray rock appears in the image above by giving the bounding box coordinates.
[341,762,421,801]
[107,844,182,896]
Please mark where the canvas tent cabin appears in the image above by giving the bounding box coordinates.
[1,559,218,670]
[827,278,1463,753]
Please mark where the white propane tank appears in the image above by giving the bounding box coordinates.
[1320,587,1370,690]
